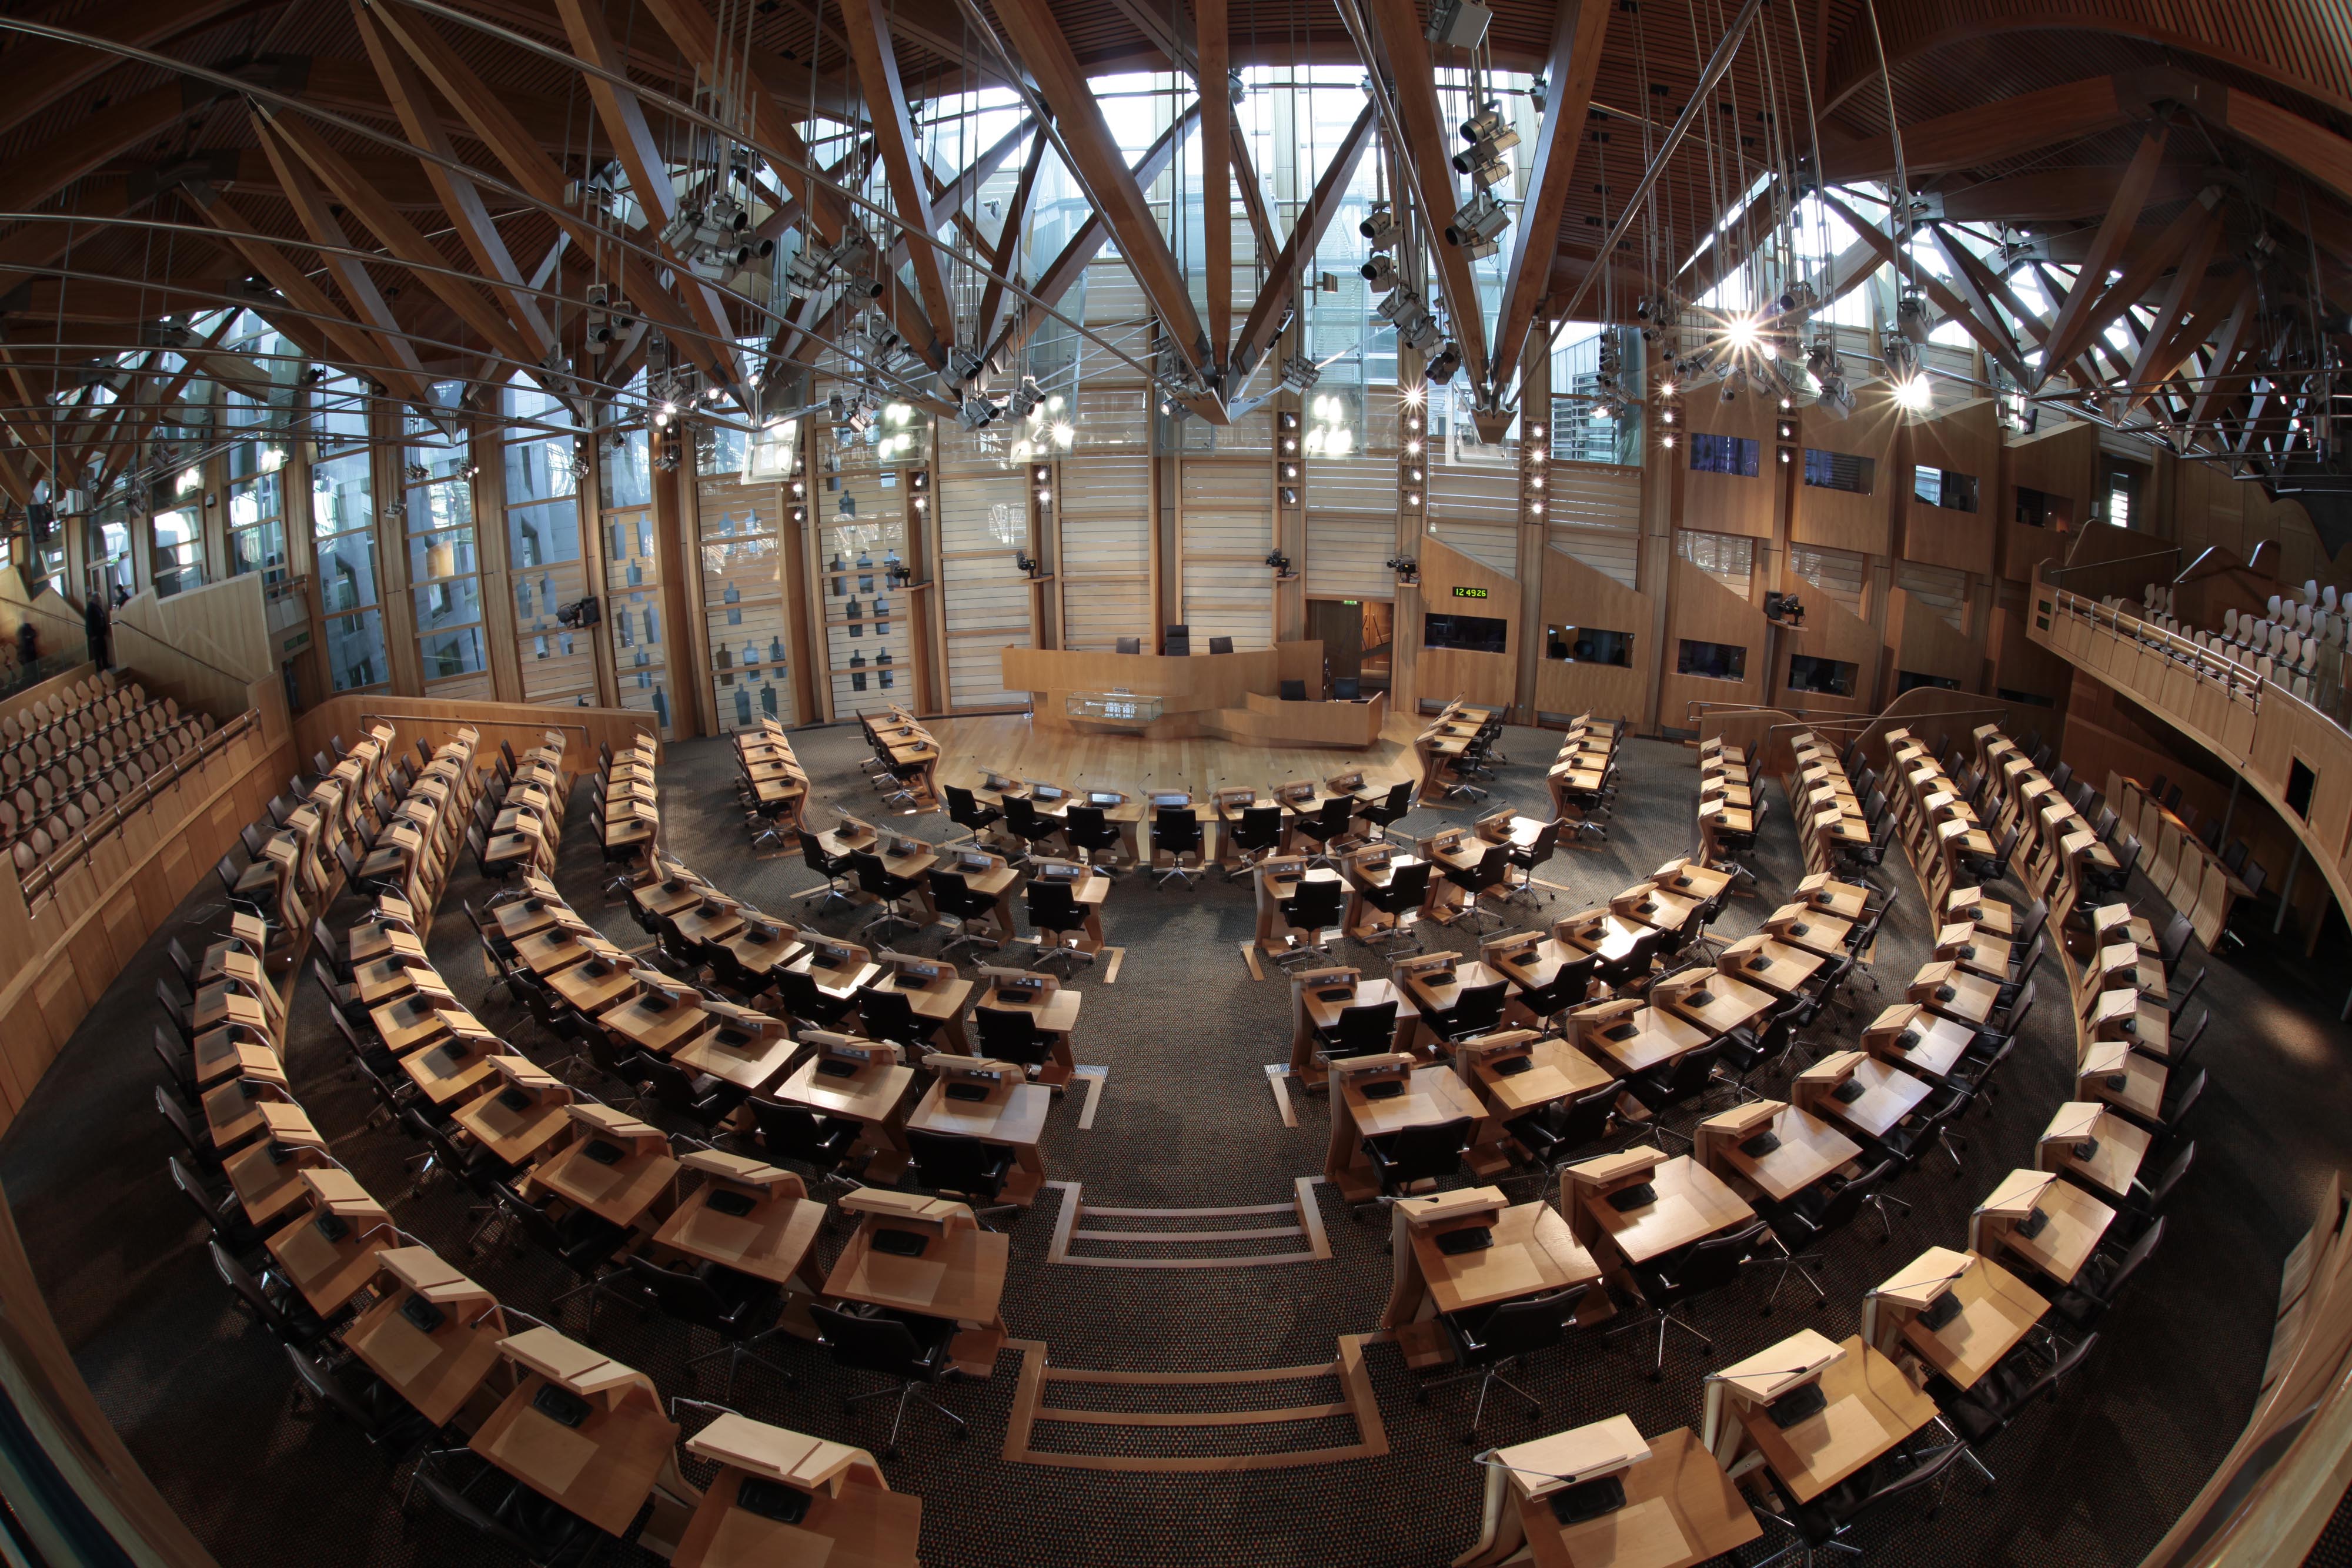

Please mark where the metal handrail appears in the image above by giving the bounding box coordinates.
[2042,544,2182,581]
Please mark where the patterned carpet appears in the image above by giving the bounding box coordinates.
[1,716,2338,1568]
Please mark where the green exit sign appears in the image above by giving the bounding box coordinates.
[1452,586,1489,600]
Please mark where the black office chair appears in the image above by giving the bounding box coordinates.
[624,1254,794,1402]
[943,783,1001,847]
[1314,1001,1400,1064]
[927,868,1004,964]
[1271,875,1345,970]
[777,967,861,1033]
[487,1181,629,1333]
[961,1000,1046,1072]
[1115,637,1142,654]
[1759,1158,1899,1312]
[856,985,944,1059]
[1425,980,1509,1048]
[2166,965,2206,1018]
[747,1097,864,1191]
[1442,850,1512,934]
[1755,1440,1971,1567]
[1292,795,1356,868]
[1504,1082,1623,1178]
[1151,807,1205,889]
[1061,804,1125,873]
[797,830,858,915]
[905,1128,1019,1224]
[283,1340,436,1458]
[1354,780,1413,844]
[1502,822,1562,907]
[1613,1220,1766,1378]
[1514,953,1598,1032]
[1024,878,1095,975]
[1162,623,1192,656]
[1333,676,1361,700]
[810,1303,965,1457]
[2157,910,2196,976]
[1001,795,1064,861]
[1221,804,1286,882]
[1593,931,1664,994]
[848,851,922,944]
[1278,678,1309,700]
[210,1239,332,1348]
[1210,635,1235,654]
[2048,1221,2164,1335]
[1422,1285,1588,1443]
[1355,861,1432,959]
[1930,1333,2101,1492]
[1963,825,2021,884]
[172,1153,262,1257]
[639,1055,740,1131]
[1359,1116,1473,1203]
[1625,1039,1728,1139]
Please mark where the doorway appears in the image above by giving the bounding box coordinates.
[1308,598,1391,691]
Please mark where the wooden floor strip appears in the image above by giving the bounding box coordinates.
[1045,1360,1339,1386]
[1267,1064,1297,1126]
[1082,1202,1296,1218]
[1067,1225,1305,1242]
[1031,1402,1353,1427]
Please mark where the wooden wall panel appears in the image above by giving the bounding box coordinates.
[1415,537,1518,709]
[1775,575,1881,717]
[1999,422,2095,581]
[2174,457,2348,596]
[1658,554,1770,727]
[1534,545,1652,725]
[1885,587,1979,689]
[1791,397,1898,557]
[1677,390,1776,541]
[290,693,657,782]
[1903,400,1999,574]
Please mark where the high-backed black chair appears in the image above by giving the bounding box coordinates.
[810,1303,965,1457]
[1162,624,1192,656]
[1271,875,1345,970]
[797,830,857,915]
[777,966,859,1032]
[1115,637,1142,654]
[1333,676,1361,700]
[1931,1333,2100,1490]
[1061,804,1124,872]
[1758,1158,1900,1312]
[1222,805,1286,882]
[1442,850,1511,934]
[487,1181,628,1333]
[1278,678,1309,700]
[1504,1082,1622,1178]
[1424,979,1509,1048]
[624,1254,793,1401]
[1001,795,1064,861]
[1424,1284,1588,1443]
[1360,1116,1473,1202]
[2048,1220,2164,1335]
[1354,780,1413,843]
[747,1097,863,1191]
[905,1128,1018,1223]
[1152,807,1205,889]
[1023,879,1094,975]
[943,783,1000,847]
[1757,1440,1970,1565]
[1514,952,1598,1030]
[1209,636,1235,654]
[1615,1220,1766,1378]
[926,868,1004,964]
[848,851,922,944]
[1314,1000,1400,1064]
[1355,861,1432,959]
[1292,795,1355,867]
[856,985,943,1059]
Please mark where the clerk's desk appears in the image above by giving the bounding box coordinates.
[1001,641,1385,745]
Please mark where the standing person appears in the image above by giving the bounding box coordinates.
[15,618,35,673]
[82,593,108,670]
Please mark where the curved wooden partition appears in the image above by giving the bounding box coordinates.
[2028,585,2351,944]
[290,694,665,784]
[2026,583,2352,1566]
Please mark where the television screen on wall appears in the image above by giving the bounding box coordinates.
[1424,613,1508,654]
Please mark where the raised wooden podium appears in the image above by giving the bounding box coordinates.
[1000,642,1387,748]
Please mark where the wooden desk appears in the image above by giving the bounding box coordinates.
[400,1034,501,1107]
[773,1054,916,1179]
[470,1373,676,1538]
[1715,1105,1861,1204]
[1578,1006,1712,1077]
[1719,940,1824,998]
[713,925,808,981]
[865,970,975,1055]
[1987,1175,2116,1287]
[452,1082,573,1169]
[1404,961,1509,1031]
[1556,911,1649,966]
[530,1135,679,1232]
[2078,1039,2167,1121]
[342,1276,505,1429]
[1327,1065,1488,1203]
[825,1218,1008,1373]
[905,1076,1051,1205]
[1917,968,2002,1027]
[1865,1008,1976,1081]
[513,925,600,976]
[1578,1156,1754,1268]
[1766,905,1854,959]
[1655,975,1775,1038]
[653,1181,827,1290]
[1469,1426,1759,1568]
[1739,1337,1937,1503]
[2040,1104,2151,1202]
[1289,975,1421,1080]
[673,901,747,947]
[604,991,711,1056]
[673,1022,799,1093]
[1398,1199,1599,1322]
[1887,1252,2047,1390]
[264,1205,393,1318]
[547,958,642,1014]
[673,1467,920,1568]
[1795,875,1870,921]
[1812,1057,1933,1142]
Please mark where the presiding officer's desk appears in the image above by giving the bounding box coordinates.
[1000,642,1387,746]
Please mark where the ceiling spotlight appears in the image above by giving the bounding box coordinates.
[1896,293,1931,346]
[1426,343,1464,385]
[1892,373,1933,412]
[1279,353,1322,392]
[1358,202,1398,249]
[1362,253,1399,293]
[1721,314,1760,353]
[957,394,999,430]
[1446,190,1509,251]
[1007,375,1043,421]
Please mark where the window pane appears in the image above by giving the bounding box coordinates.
[413,574,484,633]
[600,429,651,510]
[419,623,487,680]
[405,478,473,536]
[228,519,285,579]
[504,434,578,504]
[315,531,379,613]
[507,499,581,569]
[312,452,373,536]
[324,609,387,691]
[407,528,479,585]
